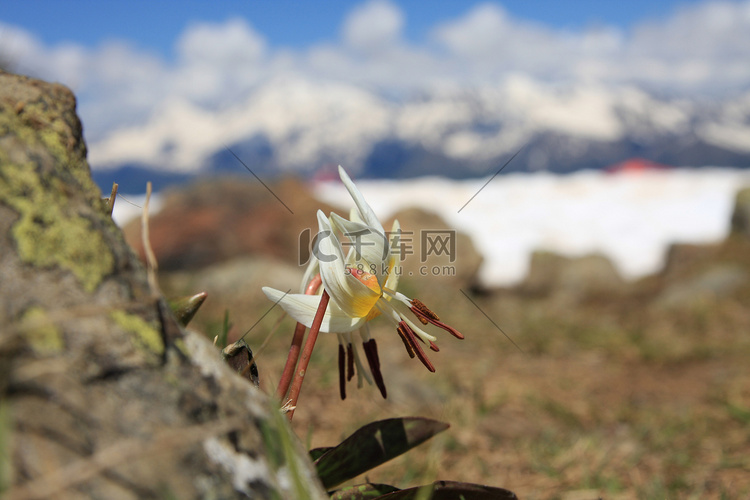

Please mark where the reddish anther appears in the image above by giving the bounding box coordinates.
[410,298,440,322]
[398,321,436,372]
[396,324,416,358]
[362,339,387,398]
[410,306,465,340]
[338,343,346,400]
[346,343,355,381]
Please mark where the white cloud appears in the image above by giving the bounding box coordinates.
[0,22,88,86]
[170,19,271,107]
[430,0,750,90]
[342,0,404,53]
[3,1,750,150]
[430,3,622,83]
[177,18,266,65]
[624,1,750,90]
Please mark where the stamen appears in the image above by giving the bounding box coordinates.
[362,339,387,398]
[396,324,416,358]
[352,335,373,387]
[402,314,438,343]
[429,341,439,352]
[377,298,437,343]
[410,298,440,323]
[338,343,346,400]
[346,343,355,381]
[398,321,436,372]
[410,304,465,340]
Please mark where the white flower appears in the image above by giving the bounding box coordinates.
[263,166,463,398]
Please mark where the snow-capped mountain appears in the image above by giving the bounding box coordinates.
[89,77,750,192]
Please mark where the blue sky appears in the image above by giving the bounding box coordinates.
[3,0,704,59]
[2,0,749,173]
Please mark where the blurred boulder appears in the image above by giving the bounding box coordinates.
[660,242,722,283]
[657,264,748,308]
[162,255,303,320]
[386,207,483,289]
[730,186,750,238]
[124,177,336,270]
[517,251,625,298]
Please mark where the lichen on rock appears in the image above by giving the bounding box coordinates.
[18,307,64,355]
[0,71,115,292]
[0,161,114,292]
[110,309,164,357]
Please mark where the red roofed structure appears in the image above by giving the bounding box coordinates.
[605,157,673,174]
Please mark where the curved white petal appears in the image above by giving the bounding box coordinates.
[300,254,320,294]
[262,287,367,333]
[383,257,400,293]
[384,219,401,292]
[389,219,401,253]
[349,207,364,224]
[317,211,381,318]
[338,166,384,233]
[330,212,390,282]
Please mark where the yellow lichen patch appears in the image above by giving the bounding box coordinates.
[0,162,114,293]
[171,337,189,358]
[20,307,65,354]
[110,310,165,357]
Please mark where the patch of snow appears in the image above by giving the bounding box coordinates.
[315,168,750,286]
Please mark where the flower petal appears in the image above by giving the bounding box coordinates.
[262,287,367,332]
[330,212,390,281]
[338,166,384,233]
[349,207,363,224]
[316,211,381,318]
[384,219,401,292]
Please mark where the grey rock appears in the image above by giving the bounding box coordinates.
[0,70,326,500]
[730,186,750,238]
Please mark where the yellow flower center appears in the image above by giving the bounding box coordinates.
[349,267,383,320]
[350,267,380,291]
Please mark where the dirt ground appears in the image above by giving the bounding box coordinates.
[167,235,750,499]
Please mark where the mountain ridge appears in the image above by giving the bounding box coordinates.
[88,78,750,189]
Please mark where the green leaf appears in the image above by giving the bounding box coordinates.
[375,481,518,500]
[218,309,231,348]
[329,483,400,499]
[168,292,207,327]
[309,447,335,461]
[314,417,450,489]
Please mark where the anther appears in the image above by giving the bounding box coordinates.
[396,324,416,358]
[410,298,440,322]
[398,321,436,372]
[362,339,387,398]
[338,343,346,400]
[346,343,355,381]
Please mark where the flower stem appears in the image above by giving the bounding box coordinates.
[275,321,307,401]
[276,274,322,403]
[285,290,330,421]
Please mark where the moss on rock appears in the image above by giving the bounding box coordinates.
[110,309,165,357]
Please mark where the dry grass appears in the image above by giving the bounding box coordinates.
[168,238,750,500]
